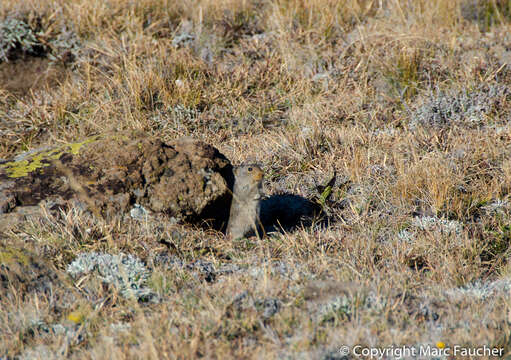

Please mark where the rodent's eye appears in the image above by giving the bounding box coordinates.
[247,167,253,172]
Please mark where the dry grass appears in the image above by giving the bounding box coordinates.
[1,0,511,358]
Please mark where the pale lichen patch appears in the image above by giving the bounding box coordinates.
[0,246,30,266]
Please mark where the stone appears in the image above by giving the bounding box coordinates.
[0,133,234,231]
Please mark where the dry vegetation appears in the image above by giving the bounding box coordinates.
[1,0,511,358]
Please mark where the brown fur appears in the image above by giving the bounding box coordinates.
[226,164,264,239]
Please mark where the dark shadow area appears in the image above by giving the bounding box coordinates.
[259,193,323,235]
[198,162,235,232]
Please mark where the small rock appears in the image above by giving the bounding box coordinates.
[186,259,216,282]
[255,298,281,319]
[130,203,150,221]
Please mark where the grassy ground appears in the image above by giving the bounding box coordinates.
[1,0,511,358]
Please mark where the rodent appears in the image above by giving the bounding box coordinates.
[226,164,264,239]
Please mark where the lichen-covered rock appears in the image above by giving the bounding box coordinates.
[0,133,234,230]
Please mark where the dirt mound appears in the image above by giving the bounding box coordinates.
[0,16,79,95]
[0,57,70,94]
[0,133,234,230]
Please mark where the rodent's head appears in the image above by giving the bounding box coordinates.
[232,164,264,200]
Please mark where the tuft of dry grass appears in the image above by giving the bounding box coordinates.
[2,0,511,358]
